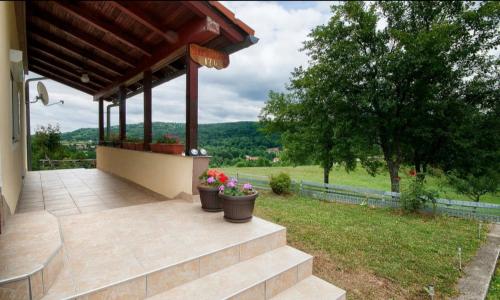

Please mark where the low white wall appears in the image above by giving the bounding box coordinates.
[96,146,209,201]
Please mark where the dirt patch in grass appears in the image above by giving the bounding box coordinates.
[309,248,407,300]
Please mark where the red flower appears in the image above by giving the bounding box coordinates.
[218,173,228,184]
[207,169,219,178]
[409,169,416,177]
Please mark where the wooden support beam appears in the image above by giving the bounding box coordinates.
[181,2,246,43]
[30,30,124,76]
[185,54,199,153]
[29,45,115,82]
[118,86,126,141]
[31,14,137,68]
[53,1,152,57]
[109,1,178,43]
[143,70,152,150]
[30,65,97,94]
[98,98,104,143]
[93,16,220,100]
[30,57,105,89]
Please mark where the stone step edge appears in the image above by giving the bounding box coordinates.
[270,276,347,300]
[54,228,286,299]
[0,212,64,300]
[147,246,313,300]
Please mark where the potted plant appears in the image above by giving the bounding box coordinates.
[197,169,228,212]
[150,134,184,154]
[219,178,258,223]
[123,138,144,151]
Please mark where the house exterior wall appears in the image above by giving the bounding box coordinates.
[0,1,26,215]
[96,146,209,201]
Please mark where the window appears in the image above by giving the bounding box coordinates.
[11,71,21,143]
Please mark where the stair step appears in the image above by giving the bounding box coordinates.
[271,276,346,300]
[146,246,313,300]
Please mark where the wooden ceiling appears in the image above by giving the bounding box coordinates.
[25,1,256,101]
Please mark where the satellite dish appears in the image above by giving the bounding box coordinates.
[37,81,49,106]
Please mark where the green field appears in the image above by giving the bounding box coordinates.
[254,192,487,299]
[224,165,500,204]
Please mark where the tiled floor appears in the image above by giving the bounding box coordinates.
[17,169,167,216]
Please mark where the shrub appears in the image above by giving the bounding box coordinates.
[400,177,437,213]
[270,172,291,195]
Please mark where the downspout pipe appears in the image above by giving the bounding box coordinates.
[106,102,119,139]
[25,77,47,171]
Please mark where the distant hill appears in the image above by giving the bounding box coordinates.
[60,122,281,166]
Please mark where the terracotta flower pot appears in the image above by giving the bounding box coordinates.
[134,143,145,151]
[149,143,184,154]
[198,185,222,212]
[219,192,258,223]
[122,142,135,150]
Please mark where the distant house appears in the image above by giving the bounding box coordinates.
[272,157,280,163]
[266,147,280,154]
[245,155,260,161]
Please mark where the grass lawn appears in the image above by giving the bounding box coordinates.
[225,165,500,204]
[487,263,500,300]
[254,192,487,299]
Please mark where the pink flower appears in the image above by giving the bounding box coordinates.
[218,185,225,192]
[227,180,236,188]
[207,176,215,184]
[243,183,253,190]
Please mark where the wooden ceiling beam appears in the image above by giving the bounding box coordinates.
[52,1,152,57]
[181,2,246,43]
[93,16,221,100]
[31,14,137,68]
[30,29,124,77]
[29,45,113,83]
[30,57,105,90]
[30,65,97,95]
[109,1,178,44]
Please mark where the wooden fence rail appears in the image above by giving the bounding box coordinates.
[234,174,500,223]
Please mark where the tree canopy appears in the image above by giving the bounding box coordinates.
[260,1,499,193]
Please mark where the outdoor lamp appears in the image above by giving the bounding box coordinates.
[199,148,208,156]
[189,148,199,156]
[80,73,90,83]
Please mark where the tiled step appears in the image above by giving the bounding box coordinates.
[146,246,313,300]
[40,201,287,299]
[270,276,346,300]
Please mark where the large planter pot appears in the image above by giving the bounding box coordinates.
[122,142,135,150]
[149,143,184,154]
[198,185,222,212]
[134,143,145,151]
[219,192,258,223]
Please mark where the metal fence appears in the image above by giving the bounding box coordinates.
[234,173,500,223]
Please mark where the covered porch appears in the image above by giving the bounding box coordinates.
[24,1,258,201]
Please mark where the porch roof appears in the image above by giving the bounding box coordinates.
[23,1,257,102]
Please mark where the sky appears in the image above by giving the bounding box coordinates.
[28,1,334,133]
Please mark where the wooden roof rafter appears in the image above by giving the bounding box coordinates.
[30,13,137,68]
[52,1,152,57]
[108,1,178,44]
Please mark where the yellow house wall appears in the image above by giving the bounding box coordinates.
[0,1,26,214]
[96,146,208,200]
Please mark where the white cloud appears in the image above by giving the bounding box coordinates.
[29,1,333,133]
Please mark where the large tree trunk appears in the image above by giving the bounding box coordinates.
[387,160,400,193]
[323,165,330,184]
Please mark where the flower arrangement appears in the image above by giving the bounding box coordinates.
[156,134,180,144]
[199,169,228,187]
[219,177,255,196]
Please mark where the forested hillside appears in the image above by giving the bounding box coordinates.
[60,122,281,166]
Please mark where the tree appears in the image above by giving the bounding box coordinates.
[31,124,65,170]
[261,1,500,191]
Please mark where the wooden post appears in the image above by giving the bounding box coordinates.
[186,54,199,154]
[118,86,126,141]
[98,98,104,144]
[143,70,152,150]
